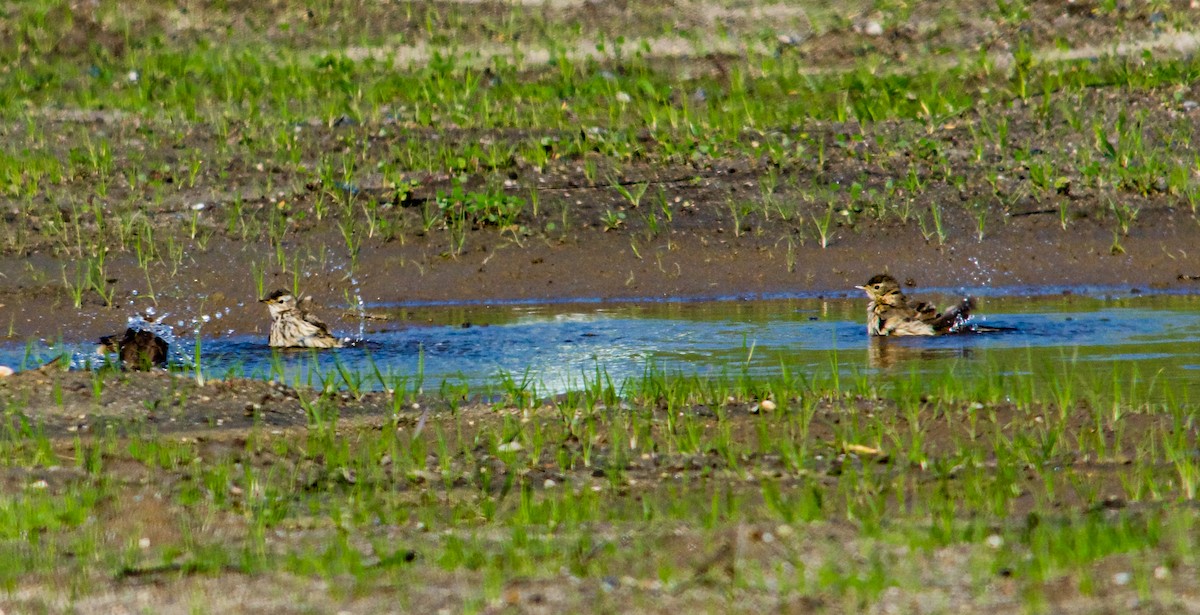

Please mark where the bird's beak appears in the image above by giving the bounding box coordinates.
[854,285,866,290]
[259,298,271,303]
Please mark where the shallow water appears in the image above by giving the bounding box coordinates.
[9,292,1200,402]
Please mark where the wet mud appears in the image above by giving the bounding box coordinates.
[2,177,1199,345]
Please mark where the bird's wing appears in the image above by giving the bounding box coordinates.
[296,297,335,333]
[877,305,935,335]
[151,335,169,358]
[301,311,334,333]
[910,301,940,321]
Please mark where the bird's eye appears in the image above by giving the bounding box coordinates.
[873,284,880,289]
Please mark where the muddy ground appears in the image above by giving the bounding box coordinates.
[2,138,1200,348]
[7,210,1200,346]
[3,0,1200,612]
[2,365,1199,613]
[0,1,1199,342]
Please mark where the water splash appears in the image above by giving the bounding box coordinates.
[965,256,994,288]
[17,296,1200,403]
[90,306,235,369]
[348,277,368,342]
[79,308,181,368]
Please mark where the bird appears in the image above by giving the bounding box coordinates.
[260,289,343,348]
[98,328,169,370]
[854,274,975,336]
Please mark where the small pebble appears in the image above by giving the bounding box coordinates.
[0,365,12,377]
[776,32,804,46]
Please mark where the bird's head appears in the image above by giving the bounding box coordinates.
[260,289,298,317]
[855,274,903,303]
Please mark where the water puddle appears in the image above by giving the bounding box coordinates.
[7,293,1200,402]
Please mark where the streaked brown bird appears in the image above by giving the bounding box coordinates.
[99,328,169,370]
[260,289,343,349]
[855,274,975,336]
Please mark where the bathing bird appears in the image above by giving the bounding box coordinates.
[855,274,975,336]
[99,328,169,370]
[260,289,343,348]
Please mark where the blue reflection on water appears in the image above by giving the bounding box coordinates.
[5,297,1200,399]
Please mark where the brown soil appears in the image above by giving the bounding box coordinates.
[4,1,1200,612]
[2,366,1199,613]
[2,137,1200,344]
[1,4,1200,343]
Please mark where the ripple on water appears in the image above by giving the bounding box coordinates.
[7,294,1200,400]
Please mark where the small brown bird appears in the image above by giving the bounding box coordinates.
[99,328,169,370]
[260,289,343,349]
[855,274,975,336]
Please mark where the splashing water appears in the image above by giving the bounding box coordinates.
[83,305,236,369]
[23,293,1200,402]
[347,276,368,344]
[76,308,179,368]
[965,256,994,288]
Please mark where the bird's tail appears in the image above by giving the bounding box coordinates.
[932,297,975,332]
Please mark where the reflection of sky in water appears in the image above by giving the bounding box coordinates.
[5,296,1200,400]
